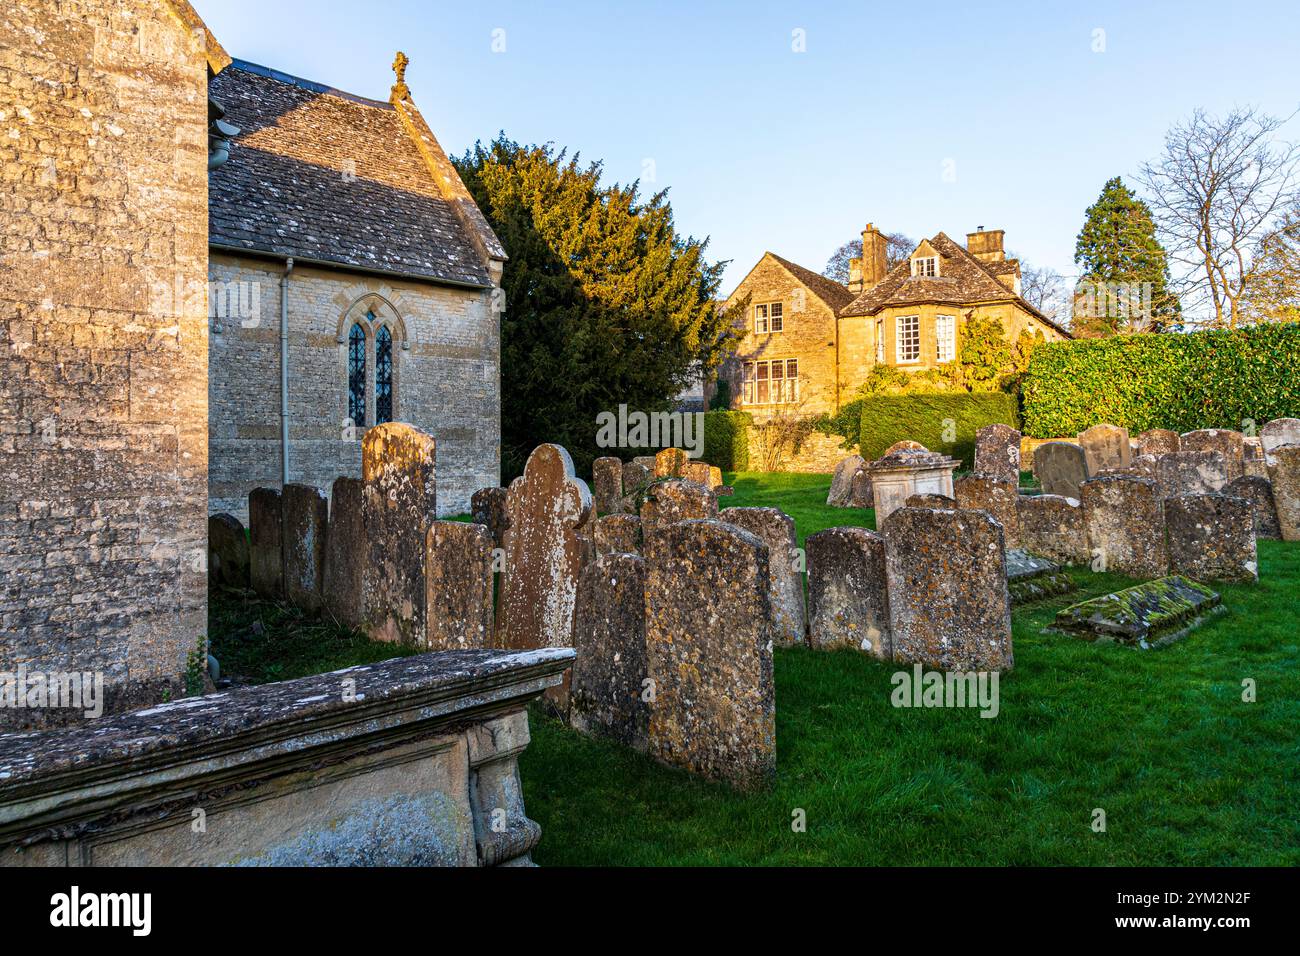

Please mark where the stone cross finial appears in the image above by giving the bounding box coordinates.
[391,50,410,103]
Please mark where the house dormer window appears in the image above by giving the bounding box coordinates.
[754,302,783,334]
[911,256,938,278]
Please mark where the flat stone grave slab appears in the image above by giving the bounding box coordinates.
[1048,575,1222,649]
[1005,549,1077,606]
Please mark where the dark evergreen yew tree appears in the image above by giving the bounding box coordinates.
[454,136,742,479]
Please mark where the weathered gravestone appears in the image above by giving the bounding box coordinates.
[592,456,624,515]
[653,447,688,478]
[644,519,775,789]
[1017,493,1088,565]
[953,474,1021,548]
[883,507,1014,671]
[593,513,642,556]
[884,440,928,454]
[570,552,649,750]
[1080,476,1167,578]
[905,493,956,508]
[639,478,717,558]
[1005,548,1076,605]
[1033,441,1089,499]
[721,507,806,646]
[1180,429,1244,479]
[1242,437,1268,480]
[620,460,652,509]
[849,468,873,508]
[470,487,509,550]
[362,423,437,645]
[1051,575,1222,649]
[425,520,496,650]
[208,513,250,589]
[323,477,365,630]
[1265,445,1300,541]
[500,445,593,689]
[805,527,890,657]
[248,487,283,599]
[1223,475,1281,540]
[1261,417,1300,456]
[682,460,718,488]
[827,455,866,507]
[1128,454,1159,482]
[1078,424,1131,474]
[1154,451,1228,497]
[282,483,329,613]
[1135,429,1180,457]
[1164,494,1257,583]
[974,423,1022,484]
[867,447,959,527]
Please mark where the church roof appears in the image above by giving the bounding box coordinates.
[208,60,497,287]
[840,232,1048,322]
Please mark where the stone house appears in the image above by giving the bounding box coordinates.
[720,224,1069,470]
[207,59,506,520]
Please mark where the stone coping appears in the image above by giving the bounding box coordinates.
[0,649,573,835]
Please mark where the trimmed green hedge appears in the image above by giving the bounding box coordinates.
[703,410,752,471]
[1021,324,1300,438]
[859,393,1019,468]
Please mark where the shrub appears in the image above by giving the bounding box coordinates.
[1021,324,1300,437]
[858,392,1020,468]
[703,410,752,471]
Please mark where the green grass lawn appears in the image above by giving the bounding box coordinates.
[210,471,1300,866]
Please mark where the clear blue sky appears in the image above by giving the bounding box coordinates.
[198,0,1300,294]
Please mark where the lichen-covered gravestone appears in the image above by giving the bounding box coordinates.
[362,423,437,645]
[570,552,649,750]
[208,513,250,589]
[1242,437,1268,480]
[592,457,624,515]
[953,474,1021,548]
[882,507,1014,671]
[805,527,890,657]
[1261,417,1300,456]
[905,493,956,508]
[1265,445,1300,542]
[1077,424,1131,475]
[248,487,283,599]
[424,520,495,650]
[470,487,509,550]
[1017,493,1088,565]
[620,460,652,510]
[500,444,592,712]
[974,423,1022,484]
[1164,494,1257,583]
[593,513,642,556]
[849,468,874,508]
[1135,429,1180,457]
[1180,429,1244,479]
[639,478,717,558]
[653,447,688,478]
[1033,442,1089,499]
[1080,476,1167,578]
[644,519,775,789]
[1154,451,1228,498]
[324,476,365,630]
[1223,475,1281,540]
[282,483,329,613]
[827,455,866,507]
[1005,549,1076,605]
[1052,575,1222,648]
[721,507,806,646]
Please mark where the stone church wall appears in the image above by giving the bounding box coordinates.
[0,0,211,726]
[208,253,500,519]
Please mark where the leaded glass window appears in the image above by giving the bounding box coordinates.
[375,325,393,425]
[347,323,366,428]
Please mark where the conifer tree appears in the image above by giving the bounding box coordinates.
[454,137,741,478]
[1073,176,1180,335]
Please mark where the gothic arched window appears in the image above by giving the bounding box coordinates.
[375,324,393,425]
[347,323,366,428]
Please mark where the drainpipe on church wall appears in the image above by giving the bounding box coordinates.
[281,257,294,486]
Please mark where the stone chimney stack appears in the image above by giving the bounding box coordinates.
[860,223,888,289]
[847,257,864,294]
[966,226,1006,263]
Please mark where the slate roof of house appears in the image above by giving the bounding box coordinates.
[208,61,497,287]
[839,232,1067,336]
[767,253,855,312]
